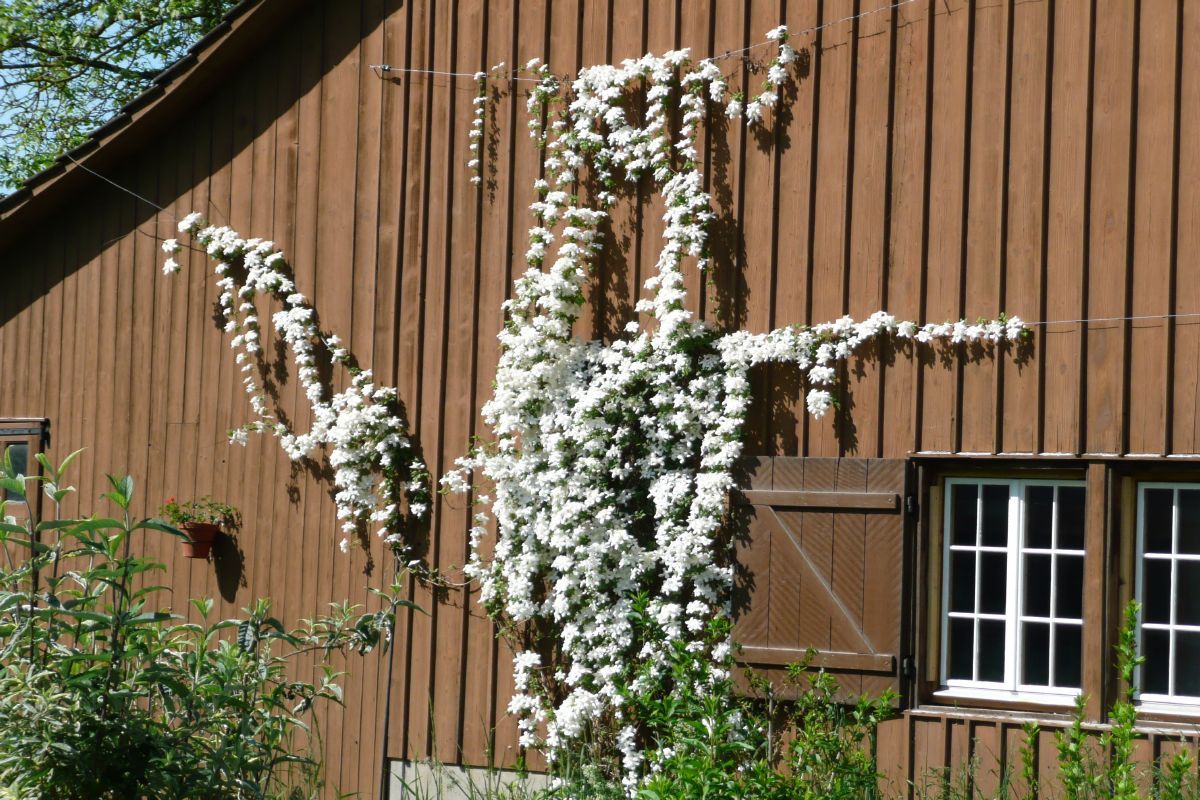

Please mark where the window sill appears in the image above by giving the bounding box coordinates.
[931,687,1079,712]
[1137,698,1200,721]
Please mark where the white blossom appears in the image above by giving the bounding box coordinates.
[447,35,1029,793]
[166,214,431,561]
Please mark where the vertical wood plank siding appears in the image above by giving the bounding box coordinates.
[0,0,1194,794]
[878,712,1200,799]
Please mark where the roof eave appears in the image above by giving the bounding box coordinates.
[0,0,303,248]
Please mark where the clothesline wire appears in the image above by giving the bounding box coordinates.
[59,16,1200,337]
[716,0,922,61]
[59,162,1200,333]
[369,0,922,81]
[40,158,1200,333]
[66,154,172,219]
[369,64,542,81]
[1025,312,1200,327]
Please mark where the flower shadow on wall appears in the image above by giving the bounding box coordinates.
[751,333,1034,456]
[164,219,433,578]
[248,297,433,569]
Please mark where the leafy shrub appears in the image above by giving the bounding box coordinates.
[1045,600,1200,800]
[401,607,1200,800]
[542,629,894,800]
[782,660,895,799]
[0,450,413,799]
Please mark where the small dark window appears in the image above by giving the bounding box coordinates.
[3,442,28,502]
[0,420,48,518]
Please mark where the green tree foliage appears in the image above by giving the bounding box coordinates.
[0,449,417,798]
[0,0,237,189]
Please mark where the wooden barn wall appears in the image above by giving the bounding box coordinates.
[1,0,1199,795]
[876,712,1200,798]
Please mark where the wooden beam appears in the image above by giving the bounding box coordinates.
[739,646,896,674]
[734,489,900,511]
[1082,463,1108,720]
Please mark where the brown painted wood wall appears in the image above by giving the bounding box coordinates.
[877,711,1200,798]
[2,0,1199,795]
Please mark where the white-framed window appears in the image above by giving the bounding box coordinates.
[1136,483,1200,713]
[938,478,1086,704]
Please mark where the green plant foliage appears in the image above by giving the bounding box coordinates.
[540,634,895,800]
[1052,601,1147,800]
[1049,600,1200,800]
[0,449,416,799]
[158,493,241,528]
[1156,747,1199,800]
[1103,601,1146,800]
[390,610,1200,800]
[0,0,238,190]
[782,662,896,800]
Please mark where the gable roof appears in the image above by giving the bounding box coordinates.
[0,0,301,248]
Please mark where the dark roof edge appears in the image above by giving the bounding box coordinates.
[0,0,298,244]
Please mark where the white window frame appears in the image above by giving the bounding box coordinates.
[936,477,1086,707]
[1135,482,1200,715]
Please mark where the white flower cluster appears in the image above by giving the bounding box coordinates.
[700,27,797,124]
[523,58,560,149]
[167,213,430,554]
[450,34,1029,793]
[468,63,507,187]
[745,26,795,124]
[160,238,181,274]
[468,70,487,186]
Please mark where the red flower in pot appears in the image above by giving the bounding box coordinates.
[158,496,241,559]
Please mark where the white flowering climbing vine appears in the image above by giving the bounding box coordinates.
[156,24,1030,794]
[446,25,1029,793]
[162,216,430,556]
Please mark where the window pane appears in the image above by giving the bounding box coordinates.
[1179,490,1200,556]
[979,552,1007,615]
[1178,561,1200,627]
[949,618,974,680]
[1176,632,1200,697]
[1024,554,1051,618]
[1143,628,1171,695]
[1054,624,1082,688]
[1021,622,1050,686]
[950,551,976,613]
[1145,488,1175,554]
[978,619,1006,682]
[1057,486,1086,551]
[981,485,1010,547]
[3,443,27,502]
[1025,486,1054,549]
[1144,559,1173,625]
[1056,555,1084,620]
[6,443,26,477]
[952,484,978,546]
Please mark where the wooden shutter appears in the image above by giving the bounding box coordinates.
[732,456,910,703]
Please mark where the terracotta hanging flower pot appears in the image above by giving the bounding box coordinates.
[180,522,220,559]
[159,496,241,561]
